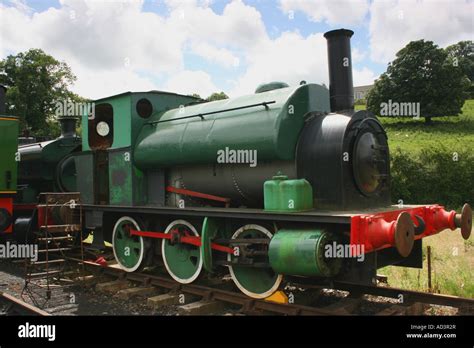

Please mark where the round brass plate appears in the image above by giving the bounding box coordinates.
[394,212,415,257]
[460,203,472,240]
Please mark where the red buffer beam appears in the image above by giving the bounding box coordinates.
[351,204,472,257]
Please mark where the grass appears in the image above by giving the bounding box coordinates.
[379,233,474,298]
[356,99,474,154]
[356,100,474,298]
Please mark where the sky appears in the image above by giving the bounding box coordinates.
[0,0,472,99]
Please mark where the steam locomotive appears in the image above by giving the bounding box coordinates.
[0,86,18,236]
[2,29,471,299]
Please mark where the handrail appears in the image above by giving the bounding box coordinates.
[146,100,276,125]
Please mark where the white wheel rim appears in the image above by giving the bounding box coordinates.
[112,216,145,272]
[227,224,283,299]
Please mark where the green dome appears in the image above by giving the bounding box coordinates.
[255,81,289,93]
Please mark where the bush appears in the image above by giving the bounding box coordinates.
[390,146,474,209]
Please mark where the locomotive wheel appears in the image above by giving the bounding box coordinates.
[227,224,283,299]
[162,220,203,284]
[112,216,146,272]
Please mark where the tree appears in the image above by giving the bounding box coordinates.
[0,49,83,136]
[445,40,474,97]
[367,40,470,123]
[206,92,229,101]
[188,91,229,103]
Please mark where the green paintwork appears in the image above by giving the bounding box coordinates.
[201,217,218,272]
[268,229,342,276]
[79,91,197,206]
[113,218,143,269]
[81,94,128,151]
[73,152,94,204]
[264,175,313,212]
[131,164,146,205]
[19,137,80,164]
[109,147,147,205]
[57,155,77,192]
[109,149,132,205]
[255,81,289,93]
[82,92,198,151]
[0,117,18,192]
[20,187,37,202]
[17,136,81,203]
[163,242,201,280]
[163,223,201,281]
[133,83,330,169]
[108,148,147,205]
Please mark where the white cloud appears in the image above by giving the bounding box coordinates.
[353,67,378,86]
[229,31,329,96]
[228,28,379,95]
[0,3,37,55]
[54,0,185,73]
[164,70,217,97]
[8,0,32,14]
[0,0,269,99]
[167,0,268,49]
[369,0,473,63]
[191,42,239,68]
[71,65,157,100]
[279,0,370,25]
[0,0,186,99]
[4,0,467,103]
[351,47,366,63]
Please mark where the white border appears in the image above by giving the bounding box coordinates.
[112,216,145,272]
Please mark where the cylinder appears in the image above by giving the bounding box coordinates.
[268,229,342,277]
[324,29,354,112]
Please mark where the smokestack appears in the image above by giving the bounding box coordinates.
[58,116,77,138]
[0,85,6,114]
[324,29,354,113]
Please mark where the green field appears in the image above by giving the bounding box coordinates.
[356,99,474,154]
[356,100,474,298]
[380,232,473,299]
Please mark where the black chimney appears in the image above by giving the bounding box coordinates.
[0,85,6,114]
[324,29,354,113]
[58,116,77,138]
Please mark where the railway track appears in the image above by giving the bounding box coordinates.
[67,257,474,316]
[0,291,50,316]
[70,258,338,315]
[289,279,474,314]
[333,281,474,310]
